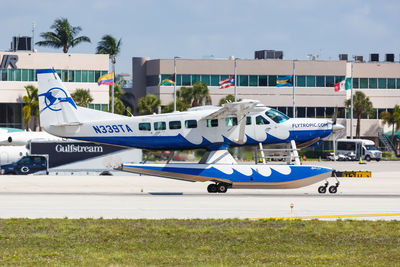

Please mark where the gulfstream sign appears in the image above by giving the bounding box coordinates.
[55,144,103,153]
[0,55,18,69]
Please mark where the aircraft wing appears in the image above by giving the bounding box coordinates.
[200,100,262,144]
[201,100,261,120]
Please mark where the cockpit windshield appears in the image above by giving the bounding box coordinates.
[265,109,289,123]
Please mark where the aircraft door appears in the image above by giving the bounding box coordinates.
[254,115,270,141]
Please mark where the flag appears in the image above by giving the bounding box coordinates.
[97,72,114,86]
[276,75,293,87]
[334,78,352,92]
[159,73,176,86]
[219,75,235,89]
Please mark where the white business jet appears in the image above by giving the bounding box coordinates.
[37,69,343,193]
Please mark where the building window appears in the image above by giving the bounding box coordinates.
[268,75,277,86]
[75,70,82,82]
[388,78,395,89]
[81,70,88,82]
[21,69,28,81]
[210,75,219,86]
[353,78,359,88]
[249,75,258,86]
[307,107,315,118]
[378,78,386,89]
[360,78,368,88]
[182,75,191,86]
[297,107,306,118]
[397,79,400,89]
[306,76,315,87]
[154,121,166,130]
[88,71,95,82]
[325,107,334,118]
[201,75,210,85]
[316,76,325,87]
[169,121,181,130]
[259,75,268,86]
[206,119,218,127]
[325,76,334,87]
[95,71,101,82]
[335,76,345,84]
[296,76,306,87]
[192,74,200,84]
[68,70,75,82]
[185,120,197,128]
[239,75,248,86]
[139,122,151,131]
[369,78,377,89]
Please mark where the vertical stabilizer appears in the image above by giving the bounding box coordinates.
[37,69,80,128]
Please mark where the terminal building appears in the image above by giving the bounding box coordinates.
[132,52,400,143]
[0,36,110,129]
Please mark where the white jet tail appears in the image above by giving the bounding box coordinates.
[37,69,80,128]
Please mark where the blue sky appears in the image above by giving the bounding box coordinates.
[1,0,399,73]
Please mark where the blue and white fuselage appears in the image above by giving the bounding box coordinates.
[41,104,333,151]
[37,69,340,192]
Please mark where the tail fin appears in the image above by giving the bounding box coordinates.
[37,69,80,128]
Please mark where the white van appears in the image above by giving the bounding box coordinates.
[336,139,382,161]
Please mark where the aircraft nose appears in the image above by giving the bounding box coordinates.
[332,123,345,132]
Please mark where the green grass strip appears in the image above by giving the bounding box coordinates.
[0,219,399,266]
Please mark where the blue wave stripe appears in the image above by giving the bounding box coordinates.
[70,129,331,150]
[125,164,332,183]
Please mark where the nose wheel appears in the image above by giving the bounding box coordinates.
[207,183,230,193]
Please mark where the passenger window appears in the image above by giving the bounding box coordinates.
[185,120,197,129]
[139,122,151,131]
[169,121,181,130]
[154,121,166,130]
[206,119,218,127]
[225,117,238,126]
[256,115,269,125]
[246,116,252,125]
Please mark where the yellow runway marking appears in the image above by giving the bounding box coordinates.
[252,213,400,220]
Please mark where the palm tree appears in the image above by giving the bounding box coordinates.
[138,94,161,115]
[176,86,193,110]
[71,89,93,107]
[22,85,39,130]
[96,35,122,113]
[381,105,400,143]
[345,91,374,138]
[36,18,91,53]
[162,100,187,113]
[191,81,211,107]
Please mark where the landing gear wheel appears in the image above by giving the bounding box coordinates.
[328,186,338,194]
[217,183,228,193]
[207,184,218,193]
[318,186,327,194]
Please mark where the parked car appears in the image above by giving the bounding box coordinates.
[0,155,48,175]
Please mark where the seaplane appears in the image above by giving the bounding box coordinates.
[37,68,344,194]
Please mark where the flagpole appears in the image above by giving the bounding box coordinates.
[234,58,237,102]
[350,62,354,139]
[173,57,177,112]
[292,60,296,118]
[112,57,115,114]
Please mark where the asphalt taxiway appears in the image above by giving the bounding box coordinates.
[0,161,399,220]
